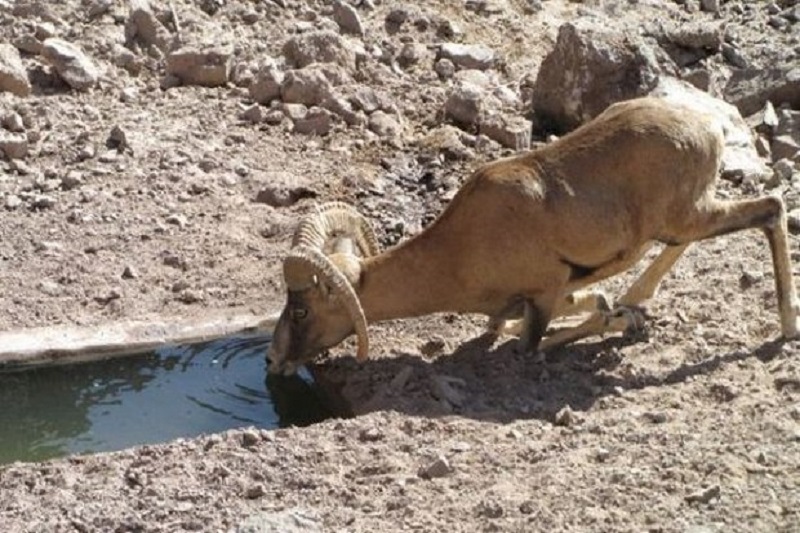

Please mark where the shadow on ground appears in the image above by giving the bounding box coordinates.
[309,330,787,424]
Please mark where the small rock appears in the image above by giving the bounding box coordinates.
[241,429,260,447]
[476,499,504,519]
[120,265,138,280]
[108,125,128,151]
[554,405,576,427]
[699,0,719,13]
[249,61,284,104]
[321,95,365,127]
[434,58,456,80]
[773,158,796,183]
[596,447,611,462]
[166,45,232,87]
[86,0,113,19]
[165,214,187,227]
[5,194,22,209]
[38,280,62,296]
[245,484,267,499]
[368,111,402,139]
[685,484,721,504]
[721,43,748,69]
[398,42,428,69]
[42,38,99,91]
[292,107,334,136]
[283,30,356,70]
[419,338,446,357]
[445,82,486,127]
[349,86,380,114]
[241,104,264,124]
[643,411,668,424]
[438,42,495,71]
[32,195,56,209]
[358,427,384,442]
[95,288,122,305]
[333,0,364,35]
[60,171,83,190]
[178,289,204,304]
[281,68,333,106]
[418,454,452,479]
[788,208,800,234]
[1,111,24,133]
[235,509,321,533]
[739,269,764,289]
[0,131,28,160]
[0,43,32,97]
[125,0,173,53]
[120,87,139,103]
[480,114,531,151]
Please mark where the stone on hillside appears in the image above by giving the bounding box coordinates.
[166,45,232,87]
[125,0,173,53]
[532,21,667,132]
[234,509,321,533]
[0,131,28,160]
[333,0,364,36]
[724,66,800,117]
[283,31,356,70]
[438,43,495,71]
[321,94,365,126]
[650,78,769,183]
[445,80,500,127]
[0,43,31,97]
[368,110,402,138]
[42,38,99,91]
[772,109,800,162]
[281,67,333,106]
[700,0,720,12]
[292,107,334,136]
[249,61,284,104]
[480,113,531,151]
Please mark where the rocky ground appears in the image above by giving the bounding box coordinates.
[1,0,800,531]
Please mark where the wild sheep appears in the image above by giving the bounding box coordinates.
[267,97,800,375]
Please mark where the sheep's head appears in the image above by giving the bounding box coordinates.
[267,202,380,375]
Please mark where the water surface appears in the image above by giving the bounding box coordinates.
[0,335,330,464]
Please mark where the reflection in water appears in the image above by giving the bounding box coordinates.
[0,335,331,464]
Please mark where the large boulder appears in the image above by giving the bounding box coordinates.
[531,21,669,132]
[125,0,173,53]
[0,43,31,97]
[42,38,99,91]
[166,45,232,87]
[723,65,800,117]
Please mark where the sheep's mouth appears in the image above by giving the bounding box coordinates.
[268,359,300,376]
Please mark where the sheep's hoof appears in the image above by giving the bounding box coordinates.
[605,305,647,334]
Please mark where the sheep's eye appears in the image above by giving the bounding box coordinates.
[290,308,308,321]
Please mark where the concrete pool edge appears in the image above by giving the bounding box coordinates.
[0,311,281,368]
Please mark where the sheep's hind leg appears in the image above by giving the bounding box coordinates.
[538,244,690,352]
[491,289,611,337]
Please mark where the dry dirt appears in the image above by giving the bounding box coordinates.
[1,0,800,531]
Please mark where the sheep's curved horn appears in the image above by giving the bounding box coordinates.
[292,202,381,258]
[284,245,369,361]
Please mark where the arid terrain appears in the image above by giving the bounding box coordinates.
[1,0,799,531]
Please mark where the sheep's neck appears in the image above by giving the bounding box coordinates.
[358,232,455,322]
